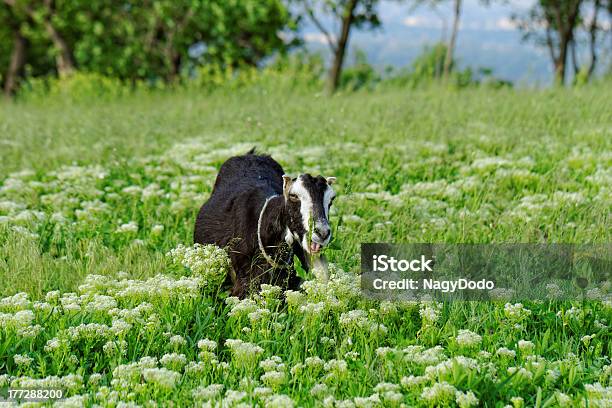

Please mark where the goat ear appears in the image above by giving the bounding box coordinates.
[282,175,293,198]
[326,177,337,185]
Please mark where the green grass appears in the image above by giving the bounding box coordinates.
[0,83,610,406]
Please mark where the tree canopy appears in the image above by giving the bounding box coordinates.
[1,0,297,94]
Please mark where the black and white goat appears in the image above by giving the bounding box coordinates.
[194,149,336,297]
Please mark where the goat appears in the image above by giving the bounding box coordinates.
[194,149,336,298]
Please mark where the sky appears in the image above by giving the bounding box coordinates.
[300,0,604,86]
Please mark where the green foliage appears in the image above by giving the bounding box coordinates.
[203,0,297,67]
[190,52,325,92]
[303,0,383,30]
[0,5,11,86]
[381,44,512,89]
[14,53,326,102]
[410,43,447,84]
[267,51,326,86]
[339,49,381,91]
[0,1,56,89]
[0,0,297,90]
[18,72,131,102]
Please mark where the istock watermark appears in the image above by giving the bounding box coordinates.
[361,244,611,302]
[371,277,495,292]
[372,254,434,272]
[0,387,65,403]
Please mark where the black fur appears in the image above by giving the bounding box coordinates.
[194,151,306,298]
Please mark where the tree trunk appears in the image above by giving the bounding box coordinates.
[43,19,75,76]
[3,0,76,76]
[586,0,601,79]
[165,48,181,83]
[555,34,569,85]
[570,39,580,78]
[551,0,582,85]
[443,0,462,80]
[4,27,27,97]
[163,8,193,83]
[328,0,358,93]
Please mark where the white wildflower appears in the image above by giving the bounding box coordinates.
[261,371,286,389]
[169,334,186,348]
[167,243,230,289]
[496,347,516,359]
[13,354,34,367]
[421,381,457,404]
[116,221,138,234]
[456,390,479,407]
[419,301,442,326]
[197,338,217,351]
[160,353,187,370]
[192,384,224,401]
[401,375,429,389]
[455,329,482,348]
[517,340,535,354]
[225,339,264,368]
[142,367,180,389]
[504,303,531,321]
[151,224,164,236]
[311,383,330,398]
[264,394,295,408]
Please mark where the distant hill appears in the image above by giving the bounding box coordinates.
[300,1,555,86]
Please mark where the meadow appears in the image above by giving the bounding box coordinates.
[0,82,611,406]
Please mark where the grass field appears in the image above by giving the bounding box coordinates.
[0,84,611,406]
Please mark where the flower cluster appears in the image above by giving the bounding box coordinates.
[167,243,231,290]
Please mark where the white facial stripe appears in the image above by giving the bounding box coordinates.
[290,177,336,253]
[289,177,314,234]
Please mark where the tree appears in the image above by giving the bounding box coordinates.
[1,3,26,96]
[409,1,499,81]
[3,0,76,76]
[570,0,610,82]
[70,0,211,83]
[408,0,460,80]
[443,0,461,79]
[4,18,26,96]
[204,0,298,69]
[515,0,583,85]
[0,0,297,92]
[1,1,55,96]
[301,0,381,92]
[42,0,295,83]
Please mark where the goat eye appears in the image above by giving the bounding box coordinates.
[289,194,299,202]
